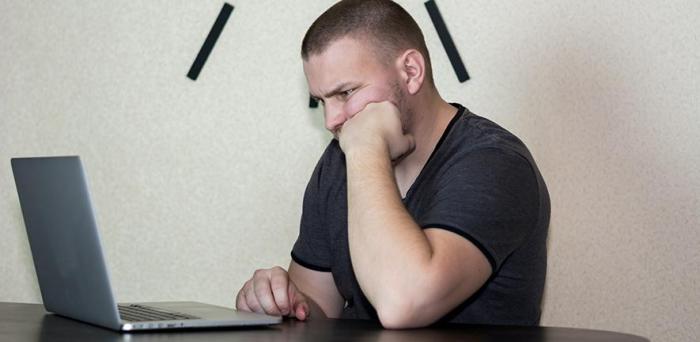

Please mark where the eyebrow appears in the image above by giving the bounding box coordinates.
[310,82,356,101]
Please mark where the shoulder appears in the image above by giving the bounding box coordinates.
[425,106,545,214]
[448,106,532,160]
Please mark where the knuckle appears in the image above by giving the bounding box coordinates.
[271,271,288,283]
[253,278,270,296]
[253,268,270,280]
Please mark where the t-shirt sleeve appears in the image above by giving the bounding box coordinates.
[419,147,540,272]
[291,156,332,272]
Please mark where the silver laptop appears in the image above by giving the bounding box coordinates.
[11,156,282,331]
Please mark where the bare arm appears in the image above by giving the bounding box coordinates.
[340,102,492,328]
[345,149,491,328]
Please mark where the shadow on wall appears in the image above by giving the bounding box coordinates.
[516,7,698,339]
[527,24,645,310]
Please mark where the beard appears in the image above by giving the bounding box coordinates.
[391,81,413,134]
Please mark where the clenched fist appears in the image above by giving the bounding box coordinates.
[235,266,310,320]
[338,101,415,161]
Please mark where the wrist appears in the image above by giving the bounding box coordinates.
[343,144,390,164]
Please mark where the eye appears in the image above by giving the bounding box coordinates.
[339,88,356,99]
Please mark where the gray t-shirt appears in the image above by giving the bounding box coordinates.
[291,104,550,326]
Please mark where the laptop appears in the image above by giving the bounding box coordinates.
[11,156,282,331]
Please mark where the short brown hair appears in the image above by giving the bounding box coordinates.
[301,0,432,80]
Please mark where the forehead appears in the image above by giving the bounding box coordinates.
[303,37,388,90]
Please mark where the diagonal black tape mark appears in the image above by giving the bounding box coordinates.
[425,0,470,83]
[309,96,319,108]
[187,3,234,81]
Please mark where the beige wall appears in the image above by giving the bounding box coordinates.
[1,1,697,341]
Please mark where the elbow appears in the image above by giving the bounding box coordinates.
[375,295,434,329]
[377,306,418,329]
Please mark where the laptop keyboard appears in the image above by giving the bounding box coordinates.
[118,304,200,322]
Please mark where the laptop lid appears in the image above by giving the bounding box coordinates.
[12,156,122,330]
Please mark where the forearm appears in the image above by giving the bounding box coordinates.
[345,149,434,317]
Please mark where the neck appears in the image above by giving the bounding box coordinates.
[393,90,458,196]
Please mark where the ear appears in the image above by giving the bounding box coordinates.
[395,49,426,95]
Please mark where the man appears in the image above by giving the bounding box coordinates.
[236,0,549,328]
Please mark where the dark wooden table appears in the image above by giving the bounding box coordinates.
[0,302,648,341]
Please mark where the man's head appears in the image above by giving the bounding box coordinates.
[301,0,434,136]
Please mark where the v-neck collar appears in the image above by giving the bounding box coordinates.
[402,104,465,201]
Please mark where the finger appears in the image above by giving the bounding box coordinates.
[253,271,282,315]
[288,282,310,321]
[244,283,264,314]
[235,284,251,312]
[269,267,290,315]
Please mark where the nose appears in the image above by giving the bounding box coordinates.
[324,105,348,134]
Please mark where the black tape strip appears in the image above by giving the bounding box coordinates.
[424,0,470,83]
[187,3,234,81]
[309,96,319,108]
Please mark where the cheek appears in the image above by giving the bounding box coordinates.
[343,87,393,118]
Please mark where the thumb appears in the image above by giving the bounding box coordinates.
[293,300,310,321]
[404,134,416,154]
[288,282,310,320]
